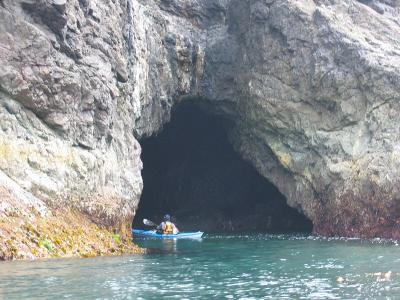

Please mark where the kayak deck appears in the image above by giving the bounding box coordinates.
[133,229,203,239]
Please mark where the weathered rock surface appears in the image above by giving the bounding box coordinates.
[220,0,400,238]
[1,0,400,258]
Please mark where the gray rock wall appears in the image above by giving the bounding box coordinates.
[1,0,400,237]
[222,0,400,237]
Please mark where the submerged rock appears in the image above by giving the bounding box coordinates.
[0,0,400,258]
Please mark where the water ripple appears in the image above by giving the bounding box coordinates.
[1,233,400,299]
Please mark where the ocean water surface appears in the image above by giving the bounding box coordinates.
[1,233,400,299]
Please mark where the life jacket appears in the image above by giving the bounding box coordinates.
[163,221,174,234]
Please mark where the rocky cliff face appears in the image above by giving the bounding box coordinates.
[0,0,400,258]
[215,0,400,238]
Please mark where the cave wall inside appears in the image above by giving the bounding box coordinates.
[135,102,312,232]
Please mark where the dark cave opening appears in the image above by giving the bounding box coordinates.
[134,102,312,233]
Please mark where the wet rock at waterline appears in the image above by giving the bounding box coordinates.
[1,0,400,258]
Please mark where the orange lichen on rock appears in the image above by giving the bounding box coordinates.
[0,188,144,260]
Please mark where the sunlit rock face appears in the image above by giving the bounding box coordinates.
[0,0,400,238]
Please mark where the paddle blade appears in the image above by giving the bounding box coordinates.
[143,219,157,226]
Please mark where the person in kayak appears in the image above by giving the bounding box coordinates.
[157,214,179,234]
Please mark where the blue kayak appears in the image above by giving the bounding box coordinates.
[133,229,203,239]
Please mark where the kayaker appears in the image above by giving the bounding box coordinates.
[157,214,179,234]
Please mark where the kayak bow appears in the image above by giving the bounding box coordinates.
[133,229,203,239]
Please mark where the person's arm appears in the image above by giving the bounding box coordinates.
[156,222,164,230]
[174,224,179,233]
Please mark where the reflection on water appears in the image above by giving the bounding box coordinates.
[161,238,178,253]
[1,234,400,299]
[138,237,203,254]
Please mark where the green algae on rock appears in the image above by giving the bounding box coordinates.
[0,188,144,260]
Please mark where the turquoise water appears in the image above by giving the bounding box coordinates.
[1,234,400,299]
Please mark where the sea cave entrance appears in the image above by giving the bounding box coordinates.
[134,101,312,233]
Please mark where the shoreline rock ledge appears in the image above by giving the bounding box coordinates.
[1,0,400,259]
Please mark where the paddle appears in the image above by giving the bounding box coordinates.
[143,218,157,227]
